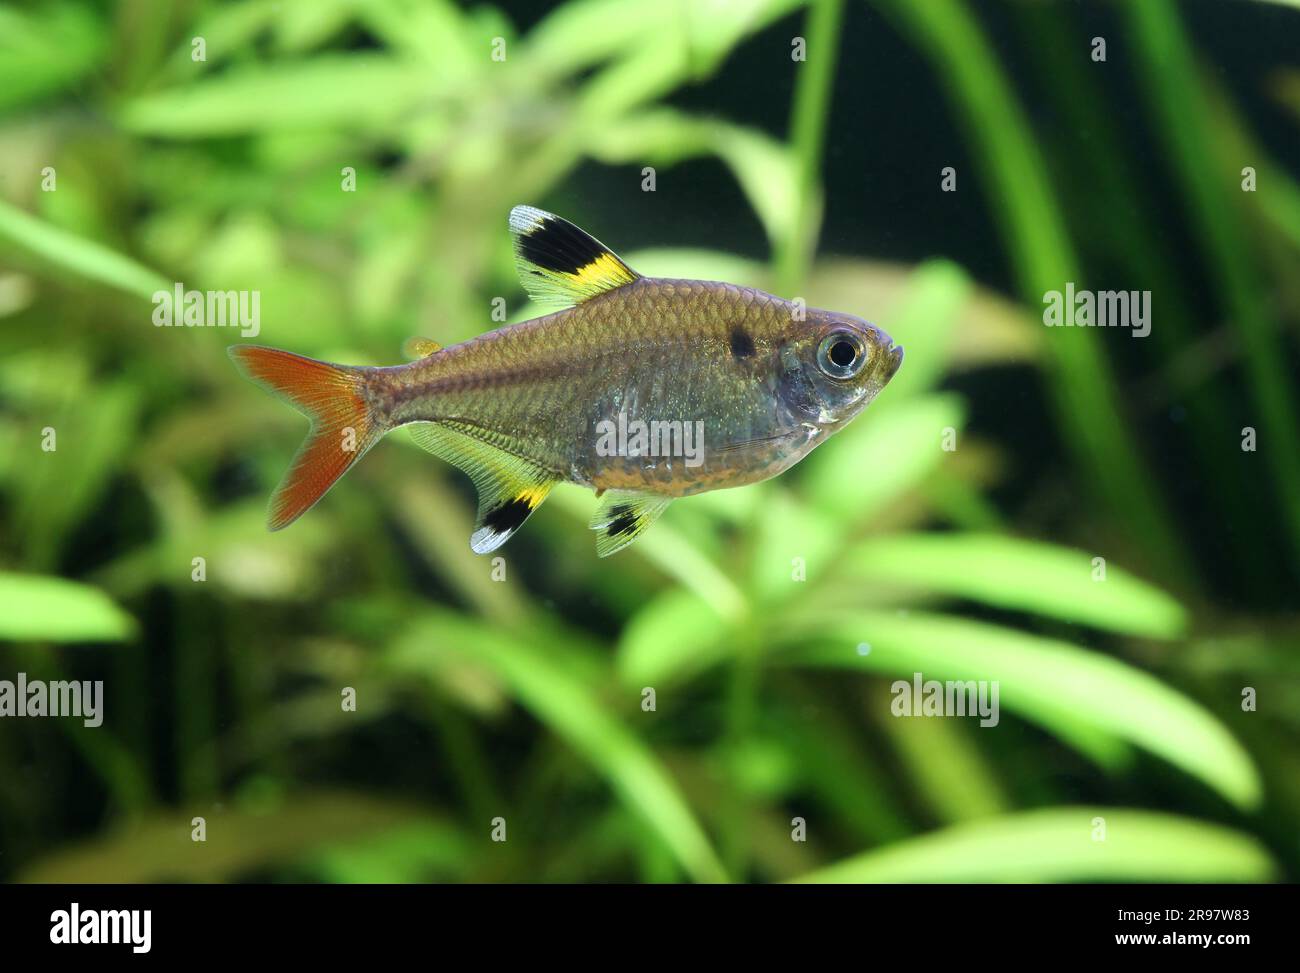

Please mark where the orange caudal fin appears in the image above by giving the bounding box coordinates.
[228,345,384,530]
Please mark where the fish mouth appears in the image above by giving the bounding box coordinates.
[882,343,904,382]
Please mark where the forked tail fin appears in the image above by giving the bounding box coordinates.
[228,345,384,530]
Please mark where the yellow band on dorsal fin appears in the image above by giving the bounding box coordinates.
[508,205,640,308]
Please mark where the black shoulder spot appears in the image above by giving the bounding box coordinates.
[729,325,755,359]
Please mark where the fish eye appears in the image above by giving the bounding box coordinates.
[816,332,865,380]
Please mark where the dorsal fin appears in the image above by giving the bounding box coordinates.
[407,421,555,554]
[509,205,640,308]
[402,336,443,360]
[588,489,673,557]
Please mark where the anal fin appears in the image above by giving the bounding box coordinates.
[408,421,555,553]
[589,489,673,558]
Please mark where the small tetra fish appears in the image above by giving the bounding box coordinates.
[229,206,903,556]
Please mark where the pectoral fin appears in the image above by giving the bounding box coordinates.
[589,489,673,557]
[717,427,804,452]
[408,421,555,553]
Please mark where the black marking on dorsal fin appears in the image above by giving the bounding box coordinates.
[519,215,604,276]
[508,205,639,308]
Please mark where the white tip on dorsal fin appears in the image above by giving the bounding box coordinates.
[509,205,640,308]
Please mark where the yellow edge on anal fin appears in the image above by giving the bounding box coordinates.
[407,421,555,554]
[470,481,553,554]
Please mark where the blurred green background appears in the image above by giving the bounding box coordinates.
[2,0,1299,883]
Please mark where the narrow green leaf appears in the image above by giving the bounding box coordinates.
[391,612,729,883]
[775,0,843,292]
[787,611,1262,808]
[118,56,437,136]
[849,533,1187,637]
[546,484,746,617]
[1126,0,1300,571]
[0,573,135,643]
[590,110,799,250]
[0,200,168,300]
[618,588,731,687]
[872,260,969,401]
[793,807,1275,882]
[801,392,966,520]
[15,381,140,569]
[0,5,105,111]
[18,792,436,883]
[874,0,1190,585]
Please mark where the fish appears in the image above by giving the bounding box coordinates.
[229,205,904,556]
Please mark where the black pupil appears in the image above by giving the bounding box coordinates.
[829,340,856,368]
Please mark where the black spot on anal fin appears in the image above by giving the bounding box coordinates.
[729,325,756,359]
[482,496,534,534]
[587,489,673,557]
[607,512,639,537]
